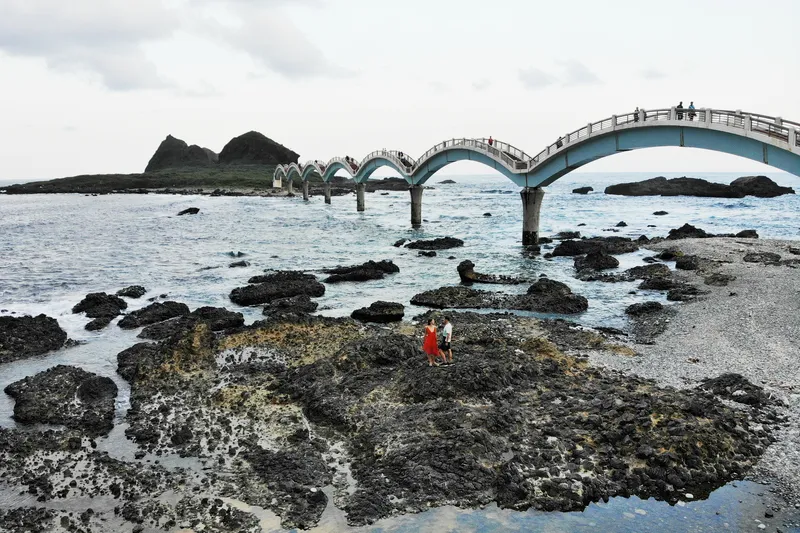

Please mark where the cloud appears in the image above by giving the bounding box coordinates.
[519,67,555,90]
[640,68,666,80]
[557,59,601,86]
[472,79,491,91]
[0,0,177,90]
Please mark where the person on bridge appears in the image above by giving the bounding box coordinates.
[634,107,640,122]
[556,136,563,148]
[688,102,696,120]
[488,136,494,146]
[677,101,684,120]
[422,318,441,366]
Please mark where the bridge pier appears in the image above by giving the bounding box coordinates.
[521,187,545,246]
[286,178,294,195]
[302,181,309,201]
[324,182,331,204]
[356,183,366,212]
[410,185,423,227]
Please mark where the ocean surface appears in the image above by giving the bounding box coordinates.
[0,171,799,532]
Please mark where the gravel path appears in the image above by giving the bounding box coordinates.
[589,237,800,504]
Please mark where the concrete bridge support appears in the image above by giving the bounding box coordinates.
[356,183,366,212]
[286,178,294,195]
[324,183,332,204]
[521,187,545,245]
[302,181,309,201]
[410,186,423,227]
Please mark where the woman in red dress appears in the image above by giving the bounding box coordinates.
[422,318,440,366]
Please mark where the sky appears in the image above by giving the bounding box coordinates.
[2,0,800,180]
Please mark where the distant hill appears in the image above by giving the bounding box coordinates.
[145,135,217,172]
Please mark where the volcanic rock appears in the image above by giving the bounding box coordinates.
[4,365,117,435]
[218,131,300,165]
[406,237,464,250]
[653,211,669,215]
[615,221,628,227]
[229,260,250,268]
[418,251,437,257]
[232,271,325,306]
[72,292,128,322]
[667,224,711,240]
[625,301,664,316]
[552,237,639,256]
[704,273,736,286]
[117,285,147,299]
[699,373,778,406]
[675,255,702,270]
[0,314,67,364]
[263,294,320,317]
[743,252,781,265]
[553,231,581,240]
[729,176,795,198]
[574,251,620,271]
[351,301,405,323]
[572,187,593,194]
[118,301,190,329]
[323,260,399,283]
[177,207,200,216]
[735,229,759,239]
[457,260,525,284]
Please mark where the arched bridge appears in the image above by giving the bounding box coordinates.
[273,107,800,244]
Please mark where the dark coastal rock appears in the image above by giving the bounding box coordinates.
[232,271,325,306]
[351,301,405,323]
[552,237,639,257]
[735,229,759,239]
[655,248,684,260]
[138,315,199,340]
[729,176,795,198]
[637,235,650,244]
[743,252,781,265]
[410,286,497,309]
[572,186,593,194]
[520,279,589,314]
[85,316,114,331]
[190,306,244,330]
[704,273,736,286]
[263,295,319,317]
[667,286,705,301]
[4,365,117,435]
[393,238,408,247]
[615,221,628,227]
[574,251,620,271]
[72,292,128,325]
[553,231,580,240]
[653,211,669,215]
[625,302,664,316]
[606,176,741,197]
[675,255,702,270]
[405,237,464,250]
[418,251,437,257]
[118,301,190,329]
[699,373,778,407]
[177,207,200,216]
[628,263,672,279]
[0,314,67,364]
[229,260,250,268]
[667,224,711,240]
[116,342,165,383]
[140,306,244,338]
[323,260,399,283]
[483,212,492,217]
[440,179,457,184]
[218,131,300,165]
[458,260,525,284]
[144,134,216,172]
[117,285,147,298]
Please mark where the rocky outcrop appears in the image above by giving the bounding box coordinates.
[231,271,325,306]
[574,251,620,271]
[667,223,711,240]
[729,176,795,198]
[117,285,147,298]
[0,314,67,364]
[625,301,664,316]
[4,365,117,435]
[351,301,405,323]
[177,207,200,216]
[137,306,244,340]
[263,294,319,317]
[144,135,217,172]
[520,278,589,314]
[457,260,525,284]
[699,373,780,407]
[735,229,759,239]
[551,237,639,257]
[72,292,128,330]
[405,237,464,250]
[190,306,244,330]
[605,175,794,198]
[118,301,190,329]
[218,131,299,165]
[572,186,593,194]
[323,260,399,283]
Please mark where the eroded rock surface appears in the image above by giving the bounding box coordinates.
[458,260,525,285]
[0,314,67,364]
[323,260,399,283]
[405,237,464,250]
[231,271,325,306]
[351,301,405,323]
[118,301,190,329]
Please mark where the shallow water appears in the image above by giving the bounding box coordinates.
[1,171,799,531]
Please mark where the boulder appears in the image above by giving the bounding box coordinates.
[574,251,620,271]
[232,271,325,306]
[177,207,200,216]
[704,273,736,287]
[323,260,399,283]
[735,229,759,239]
[116,285,147,299]
[605,177,742,197]
[393,238,409,247]
[190,306,245,330]
[729,176,795,198]
[572,186,593,194]
[440,179,457,184]
[85,316,114,331]
[517,278,589,314]
[653,211,669,216]
[675,255,701,270]
[218,131,299,165]
[419,251,437,257]
[625,302,664,316]
[138,316,198,340]
[483,213,492,217]
[351,301,405,323]
[552,237,639,257]
[667,286,705,301]
[457,260,525,284]
[0,314,67,364]
[615,221,628,227]
[667,224,711,240]
[144,134,216,172]
[118,301,191,329]
[410,286,499,309]
[72,292,128,321]
[263,294,319,317]
[4,365,117,435]
[743,252,781,265]
[406,237,464,250]
[229,260,250,268]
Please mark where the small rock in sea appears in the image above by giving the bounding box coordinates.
[653,211,668,216]
[116,285,147,299]
[572,186,593,194]
[380,192,389,195]
[647,224,657,227]
[419,251,437,257]
[616,221,628,227]
[440,179,457,184]
[577,223,586,227]
[735,229,759,239]
[448,256,456,259]
[229,260,249,268]
[668,223,711,240]
[177,207,200,216]
[406,237,464,250]
[625,301,663,316]
[483,213,492,217]
[228,251,246,257]
[393,238,409,247]
[789,247,800,255]
[729,292,737,296]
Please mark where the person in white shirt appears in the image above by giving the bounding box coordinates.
[438,316,454,364]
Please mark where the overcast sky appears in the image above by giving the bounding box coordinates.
[2,0,800,180]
